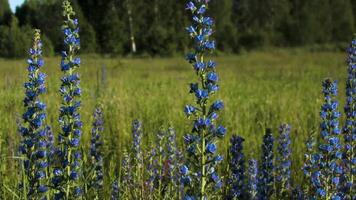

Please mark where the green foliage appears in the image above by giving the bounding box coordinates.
[329,0,354,42]
[0,16,32,58]
[0,15,54,58]
[0,0,355,56]
[0,0,11,25]
[210,0,238,53]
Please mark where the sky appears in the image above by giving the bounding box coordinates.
[9,0,25,12]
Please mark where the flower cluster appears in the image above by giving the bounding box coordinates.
[19,29,49,199]
[53,0,83,198]
[258,129,274,200]
[120,151,132,198]
[145,147,157,197]
[182,0,226,199]
[302,130,317,195]
[110,179,119,200]
[131,119,143,199]
[276,124,292,198]
[309,79,343,199]
[166,127,183,198]
[144,127,182,199]
[247,159,258,200]
[342,37,355,198]
[227,135,246,199]
[89,107,104,195]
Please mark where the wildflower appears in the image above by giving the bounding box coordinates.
[258,128,274,200]
[182,0,225,198]
[342,36,355,198]
[165,127,182,198]
[276,124,292,198]
[145,147,157,196]
[308,79,344,198]
[54,0,83,197]
[18,29,49,199]
[292,186,305,200]
[111,179,119,200]
[89,107,104,197]
[302,130,317,196]
[120,152,132,198]
[227,135,246,199]
[248,159,258,200]
[131,119,143,199]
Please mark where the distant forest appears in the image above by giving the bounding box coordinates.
[0,0,355,57]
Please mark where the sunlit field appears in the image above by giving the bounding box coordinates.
[0,49,348,197]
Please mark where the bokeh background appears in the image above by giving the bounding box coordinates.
[0,0,355,57]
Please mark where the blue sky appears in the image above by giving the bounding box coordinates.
[9,0,25,12]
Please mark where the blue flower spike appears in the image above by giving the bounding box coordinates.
[19,29,49,200]
[54,0,83,198]
[182,0,226,199]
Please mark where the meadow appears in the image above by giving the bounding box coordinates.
[0,48,348,197]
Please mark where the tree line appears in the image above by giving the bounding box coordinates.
[0,0,355,58]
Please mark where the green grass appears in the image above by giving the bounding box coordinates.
[0,49,348,197]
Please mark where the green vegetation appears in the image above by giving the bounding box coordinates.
[0,0,355,57]
[0,49,347,197]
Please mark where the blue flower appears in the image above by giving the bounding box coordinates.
[342,37,356,198]
[194,62,205,71]
[110,179,119,200]
[207,72,218,83]
[38,185,48,193]
[18,30,50,199]
[211,100,224,111]
[307,78,344,198]
[186,2,196,11]
[205,41,216,50]
[206,143,217,154]
[203,17,214,26]
[207,60,216,68]
[180,165,189,175]
[195,89,209,100]
[197,5,206,14]
[215,125,226,137]
[248,159,258,199]
[186,26,196,34]
[228,135,246,199]
[185,105,197,116]
[89,107,104,194]
[258,129,274,199]
[54,1,83,197]
[276,124,292,198]
[183,0,225,198]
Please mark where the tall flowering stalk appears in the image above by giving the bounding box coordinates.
[54,0,83,198]
[343,37,355,198]
[227,135,246,199]
[111,179,120,200]
[131,119,143,199]
[89,107,104,198]
[155,129,165,198]
[258,129,274,200]
[182,0,226,199]
[165,127,181,199]
[247,159,258,200]
[302,131,317,196]
[276,124,292,198]
[145,147,157,199]
[310,79,343,199]
[120,151,132,199]
[292,186,305,200]
[19,29,49,199]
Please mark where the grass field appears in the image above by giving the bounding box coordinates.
[0,49,348,196]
